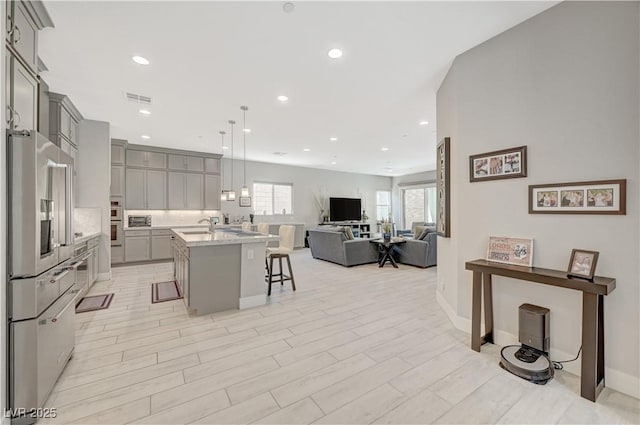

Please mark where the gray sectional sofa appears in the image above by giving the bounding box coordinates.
[394,232,437,268]
[307,228,378,267]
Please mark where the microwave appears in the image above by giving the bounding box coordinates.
[128,215,152,227]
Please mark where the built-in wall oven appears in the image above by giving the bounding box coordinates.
[110,198,123,247]
[8,131,76,425]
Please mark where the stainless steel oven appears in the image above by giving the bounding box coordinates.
[128,215,152,227]
[111,221,123,246]
[110,198,123,221]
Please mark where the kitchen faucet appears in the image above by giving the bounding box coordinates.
[197,217,218,232]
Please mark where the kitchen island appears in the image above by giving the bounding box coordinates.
[171,227,279,315]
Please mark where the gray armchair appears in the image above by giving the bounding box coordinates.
[307,228,378,267]
[395,232,437,268]
[396,222,435,237]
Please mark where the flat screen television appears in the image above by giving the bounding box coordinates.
[329,197,362,222]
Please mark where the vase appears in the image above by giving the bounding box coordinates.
[319,210,325,223]
[383,233,391,242]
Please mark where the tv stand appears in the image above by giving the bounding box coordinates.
[319,222,371,238]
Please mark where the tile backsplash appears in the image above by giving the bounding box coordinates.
[74,207,102,236]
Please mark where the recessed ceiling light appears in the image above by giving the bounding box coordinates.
[331,161,337,165]
[139,109,151,116]
[243,128,251,133]
[132,56,150,65]
[419,120,429,126]
[282,2,295,13]
[329,137,338,142]
[381,147,389,152]
[277,95,289,102]
[141,135,151,140]
[303,148,310,152]
[327,48,343,59]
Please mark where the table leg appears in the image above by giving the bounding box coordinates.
[388,247,398,268]
[483,273,494,344]
[581,292,604,401]
[471,271,482,352]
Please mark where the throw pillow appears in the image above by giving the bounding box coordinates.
[417,229,430,240]
[343,226,355,240]
[414,225,429,239]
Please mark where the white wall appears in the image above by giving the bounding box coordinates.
[391,170,437,229]
[436,1,639,397]
[77,120,111,275]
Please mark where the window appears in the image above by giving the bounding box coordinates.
[253,182,293,215]
[403,185,437,227]
[376,190,391,221]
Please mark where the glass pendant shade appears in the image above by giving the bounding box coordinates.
[221,190,228,201]
[227,191,236,201]
[241,186,249,197]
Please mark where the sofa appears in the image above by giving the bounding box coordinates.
[307,228,378,267]
[394,231,437,268]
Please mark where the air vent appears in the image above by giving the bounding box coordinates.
[273,152,288,156]
[125,92,152,105]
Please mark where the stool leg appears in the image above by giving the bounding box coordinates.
[279,256,284,285]
[286,254,296,292]
[268,255,275,296]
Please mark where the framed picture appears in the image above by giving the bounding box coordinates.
[437,137,451,237]
[529,179,626,214]
[486,236,534,267]
[469,146,527,182]
[567,249,599,280]
[239,196,251,207]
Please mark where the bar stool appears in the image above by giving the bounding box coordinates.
[256,223,270,234]
[241,221,252,231]
[266,225,296,296]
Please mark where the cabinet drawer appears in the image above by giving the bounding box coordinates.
[151,229,173,236]
[124,229,150,237]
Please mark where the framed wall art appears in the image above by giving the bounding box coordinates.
[469,146,527,182]
[239,196,252,207]
[567,249,599,280]
[436,137,451,237]
[529,179,626,215]
[486,236,534,267]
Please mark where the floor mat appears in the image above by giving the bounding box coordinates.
[152,280,183,303]
[75,293,115,313]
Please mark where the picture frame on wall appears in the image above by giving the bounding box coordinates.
[436,137,451,237]
[469,146,527,182]
[239,196,251,207]
[567,249,599,280]
[529,179,626,214]
[486,236,534,267]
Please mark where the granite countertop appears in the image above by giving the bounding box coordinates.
[74,232,102,245]
[172,227,279,247]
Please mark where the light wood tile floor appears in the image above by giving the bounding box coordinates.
[41,250,639,424]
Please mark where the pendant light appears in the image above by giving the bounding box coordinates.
[240,105,250,198]
[219,131,228,201]
[227,120,236,201]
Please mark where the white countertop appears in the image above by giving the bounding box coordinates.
[74,232,102,245]
[123,224,245,231]
[172,227,279,247]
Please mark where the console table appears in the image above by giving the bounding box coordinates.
[465,259,616,402]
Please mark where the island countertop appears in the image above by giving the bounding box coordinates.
[171,227,279,247]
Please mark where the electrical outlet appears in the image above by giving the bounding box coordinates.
[247,249,254,260]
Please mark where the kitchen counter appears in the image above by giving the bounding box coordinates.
[124,224,243,231]
[172,227,279,247]
[74,232,102,246]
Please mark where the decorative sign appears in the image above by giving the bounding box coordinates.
[437,137,451,237]
[486,236,534,267]
[529,179,626,215]
[469,146,527,182]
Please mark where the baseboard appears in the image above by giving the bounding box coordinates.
[239,294,266,310]
[96,272,111,282]
[435,289,640,399]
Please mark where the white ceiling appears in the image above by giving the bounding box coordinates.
[39,1,555,176]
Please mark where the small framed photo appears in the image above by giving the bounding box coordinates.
[469,146,527,182]
[239,196,251,207]
[567,249,599,280]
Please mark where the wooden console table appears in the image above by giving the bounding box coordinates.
[465,259,616,402]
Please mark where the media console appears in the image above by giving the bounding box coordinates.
[318,222,371,238]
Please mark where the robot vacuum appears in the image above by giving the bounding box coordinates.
[499,345,554,384]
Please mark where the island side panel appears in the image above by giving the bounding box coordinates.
[190,244,241,315]
[239,242,268,309]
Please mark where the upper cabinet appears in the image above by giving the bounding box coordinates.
[111,143,125,165]
[49,93,83,148]
[6,54,38,132]
[205,158,220,174]
[127,149,167,169]
[6,0,53,74]
[168,154,204,172]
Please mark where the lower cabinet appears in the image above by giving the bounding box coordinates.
[124,231,151,262]
[151,230,173,260]
[173,241,190,307]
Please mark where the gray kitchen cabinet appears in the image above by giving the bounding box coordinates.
[147,151,167,169]
[7,55,38,132]
[11,1,38,72]
[126,150,147,168]
[146,170,167,209]
[5,0,12,44]
[49,93,83,148]
[126,168,166,209]
[111,144,125,165]
[151,234,172,260]
[169,154,204,172]
[127,149,167,169]
[4,51,10,128]
[59,106,71,140]
[168,172,203,210]
[60,140,79,205]
[125,235,151,262]
[69,116,79,146]
[110,165,125,197]
[204,174,221,210]
[125,168,146,209]
[205,157,220,174]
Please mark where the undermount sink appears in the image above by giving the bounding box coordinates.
[182,230,211,235]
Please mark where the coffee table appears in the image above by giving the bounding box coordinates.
[370,239,406,268]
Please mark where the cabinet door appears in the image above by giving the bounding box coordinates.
[204,174,221,210]
[168,154,185,170]
[124,236,150,262]
[185,173,204,209]
[5,0,13,44]
[12,1,38,72]
[59,107,71,140]
[151,235,172,260]
[205,158,220,174]
[126,150,147,167]
[111,165,125,197]
[168,172,185,209]
[125,168,146,209]
[111,144,125,165]
[5,50,11,128]
[146,170,167,209]
[11,57,37,132]
[69,118,79,147]
[184,156,204,172]
[70,145,79,206]
[146,152,167,169]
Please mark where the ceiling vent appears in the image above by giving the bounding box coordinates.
[125,92,152,105]
[273,152,288,156]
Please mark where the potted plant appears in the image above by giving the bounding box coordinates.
[382,219,392,242]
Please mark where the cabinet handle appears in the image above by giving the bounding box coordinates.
[12,110,21,129]
[6,105,14,126]
[13,25,21,44]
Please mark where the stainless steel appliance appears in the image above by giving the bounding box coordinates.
[8,131,76,424]
[110,198,123,221]
[128,215,152,227]
[110,198,123,247]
